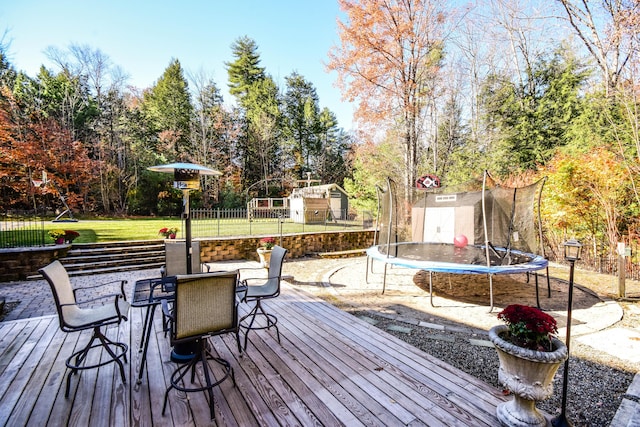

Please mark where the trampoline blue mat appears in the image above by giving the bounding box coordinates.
[366,242,548,275]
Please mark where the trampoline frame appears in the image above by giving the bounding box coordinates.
[366,242,548,311]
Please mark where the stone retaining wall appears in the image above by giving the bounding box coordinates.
[200,230,375,262]
[0,245,71,282]
[0,230,375,282]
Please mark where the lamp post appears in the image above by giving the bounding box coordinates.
[148,162,221,274]
[552,239,582,427]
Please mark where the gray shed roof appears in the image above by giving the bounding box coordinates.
[291,183,348,198]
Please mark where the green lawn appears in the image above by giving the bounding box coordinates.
[1,214,368,247]
[38,217,364,244]
[45,218,183,243]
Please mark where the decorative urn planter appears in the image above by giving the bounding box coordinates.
[489,325,568,427]
[257,248,272,269]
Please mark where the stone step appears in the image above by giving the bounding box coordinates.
[67,240,164,250]
[32,240,169,279]
[27,262,165,280]
[61,255,165,271]
[66,242,164,255]
[62,249,165,264]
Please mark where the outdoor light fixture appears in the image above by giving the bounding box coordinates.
[148,162,221,274]
[563,238,583,262]
[552,238,583,427]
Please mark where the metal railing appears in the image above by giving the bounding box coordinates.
[546,238,640,283]
[1,208,375,249]
[0,212,46,248]
[188,208,374,238]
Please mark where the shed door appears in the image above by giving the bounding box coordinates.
[423,207,455,243]
[330,196,342,220]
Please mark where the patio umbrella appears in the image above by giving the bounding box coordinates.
[148,162,221,273]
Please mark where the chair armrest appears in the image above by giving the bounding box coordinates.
[241,277,269,286]
[73,279,128,301]
[61,294,127,318]
[236,267,266,278]
[71,292,125,306]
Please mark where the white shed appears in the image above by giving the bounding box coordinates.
[289,183,349,224]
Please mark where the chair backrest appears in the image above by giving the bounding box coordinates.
[172,271,239,342]
[39,260,78,329]
[165,240,201,276]
[264,245,288,296]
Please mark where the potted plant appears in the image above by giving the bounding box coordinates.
[256,237,276,268]
[489,304,568,427]
[64,230,80,243]
[48,229,66,245]
[158,227,179,239]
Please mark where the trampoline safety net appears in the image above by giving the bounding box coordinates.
[375,172,546,263]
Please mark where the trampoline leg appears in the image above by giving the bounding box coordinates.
[429,271,435,307]
[366,256,370,284]
[382,263,388,294]
[488,274,494,313]
[546,266,551,298]
[535,273,541,309]
[367,255,382,283]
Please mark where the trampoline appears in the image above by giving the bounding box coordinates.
[367,172,549,311]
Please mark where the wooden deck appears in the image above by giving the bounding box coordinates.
[0,282,507,426]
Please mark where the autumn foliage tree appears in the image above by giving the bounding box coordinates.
[0,87,97,212]
[543,147,634,258]
[328,0,447,202]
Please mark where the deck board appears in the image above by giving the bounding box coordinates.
[0,281,508,426]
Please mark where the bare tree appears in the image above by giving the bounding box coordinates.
[556,0,639,96]
[45,44,132,213]
[328,0,449,202]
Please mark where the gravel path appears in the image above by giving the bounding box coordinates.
[282,256,639,427]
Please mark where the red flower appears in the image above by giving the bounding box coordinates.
[497,304,558,351]
[62,230,80,241]
[158,227,179,237]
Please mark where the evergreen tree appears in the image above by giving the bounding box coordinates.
[0,48,16,89]
[245,77,282,194]
[190,75,231,206]
[142,59,193,159]
[432,95,470,184]
[282,72,321,178]
[480,48,588,175]
[316,108,350,186]
[226,36,266,106]
[226,37,278,193]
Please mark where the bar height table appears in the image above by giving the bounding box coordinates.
[132,276,176,385]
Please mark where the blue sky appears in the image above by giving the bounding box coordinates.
[1,0,355,130]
